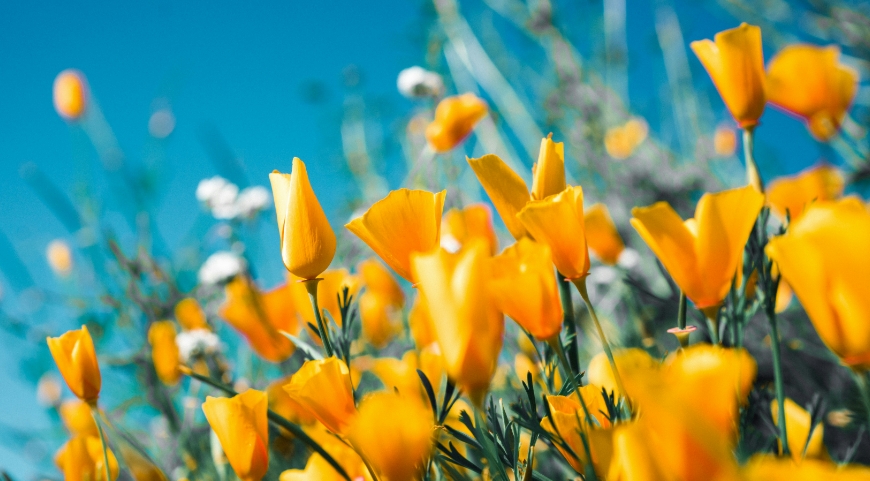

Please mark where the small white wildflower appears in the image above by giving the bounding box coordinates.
[198,251,244,285]
[617,248,640,270]
[397,66,444,98]
[589,266,618,285]
[236,186,271,218]
[176,328,222,362]
[197,176,241,220]
[196,176,230,203]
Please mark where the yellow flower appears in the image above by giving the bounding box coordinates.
[631,185,764,313]
[741,455,870,480]
[766,44,859,141]
[347,392,434,481]
[282,425,371,481]
[587,348,656,400]
[358,259,405,348]
[408,293,437,350]
[517,186,590,279]
[766,164,844,222]
[53,69,88,121]
[584,203,624,265]
[441,204,499,255]
[219,277,300,363]
[771,398,828,461]
[147,321,181,386]
[411,240,504,406]
[47,326,102,405]
[59,399,99,437]
[269,158,336,280]
[531,135,567,200]
[370,347,444,404]
[713,125,738,156]
[540,389,613,476]
[346,189,446,283]
[766,198,870,370]
[604,118,648,159]
[425,93,488,152]
[284,358,357,434]
[47,239,73,277]
[55,435,120,481]
[174,297,209,331]
[514,353,540,383]
[202,390,269,481]
[266,376,317,427]
[490,238,562,341]
[691,23,765,128]
[292,269,362,333]
[120,444,169,481]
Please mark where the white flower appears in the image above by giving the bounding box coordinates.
[236,186,271,218]
[196,176,240,219]
[198,251,244,285]
[176,328,222,362]
[589,266,619,285]
[617,248,640,270]
[397,66,444,98]
[196,176,230,203]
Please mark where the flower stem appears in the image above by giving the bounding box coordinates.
[572,279,630,410]
[557,272,580,373]
[743,127,764,192]
[765,307,790,456]
[677,291,687,330]
[852,370,870,437]
[303,278,335,357]
[91,406,112,481]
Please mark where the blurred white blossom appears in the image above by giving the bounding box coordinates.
[176,328,221,362]
[617,248,640,270]
[397,66,444,98]
[196,176,270,220]
[198,251,244,285]
[589,266,618,286]
[236,186,271,218]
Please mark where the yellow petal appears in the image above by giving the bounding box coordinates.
[47,326,101,404]
[771,398,828,462]
[441,204,499,255]
[53,70,88,121]
[630,202,699,298]
[584,203,625,265]
[174,297,209,331]
[531,136,566,200]
[202,390,269,481]
[425,93,488,152]
[147,321,181,386]
[346,189,446,282]
[284,358,357,434]
[219,277,300,363]
[468,154,531,240]
[766,164,844,222]
[517,186,589,279]
[358,258,405,308]
[588,348,656,400]
[408,292,437,350]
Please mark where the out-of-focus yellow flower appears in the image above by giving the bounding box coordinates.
[631,185,764,316]
[202,389,269,481]
[713,125,738,157]
[771,398,828,461]
[411,240,504,406]
[441,204,499,255]
[120,445,169,481]
[266,376,317,427]
[531,135,567,200]
[742,455,870,480]
[292,269,362,332]
[346,189,446,283]
[604,118,648,159]
[691,23,766,128]
[147,321,181,386]
[370,347,444,404]
[284,358,357,434]
[348,392,434,481]
[490,238,562,341]
[36,373,63,407]
[269,158,336,280]
[584,203,624,265]
[514,353,540,383]
[766,198,870,371]
[219,277,300,363]
[425,93,488,152]
[540,389,613,476]
[517,186,590,279]
[766,164,844,222]
[766,44,859,141]
[59,399,99,437]
[174,297,209,331]
[409,293,437,350]
[55,435,120,481]
[588,348,655,400]
[53,69,88,121]
[358,260,404,348]
[47,239,73,277]
[47,326,101,405]
[282,425,371,481]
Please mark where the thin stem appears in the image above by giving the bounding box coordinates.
[342,438,383,481]
[179,366,352,481]
[572,279,630,410]
[766,308,790,456]
[743,127,764,192]
[557,272,579,373]
[677,291,687,329]
[303,279,335,357]
[91,406,112,481]
[852,370,870,437]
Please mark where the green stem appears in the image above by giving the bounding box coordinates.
[180,367,352,481]
[743,127,764,192]
[766,308,790,456]
[852,370,870,437]
[303,279,335,357]
[91,406,112,481]
[557,273,579,373]
[677,291,687,330]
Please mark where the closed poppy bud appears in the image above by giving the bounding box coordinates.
[411,240,504,406]
[540,390,613,476]
[284,358,357,434]
[490,238,562,341]
[409,293,437,350]
[766,44,859,141]
[468,154,532,240]
[202,389,269,481]
[147,321,181,386]
[584,203,625,265]
[425,93,488,152]
[346,189,446,283]
[532,135,566,200]
[766,198,870,370]
[47,326,101,405]
[269,158,337,280]
[55,435,120,481]
[691,23,765,128]
[53,69,88,121]
[174,297,209,331]
[59,399,99,437]
[347,392,434,481]
[517,186,590,279]
[766,164,844,222]
[588,348,656,400]
[441,204,499,255]
[219,277,300,363]
[631,185,764,315]
[771,398,829,462]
